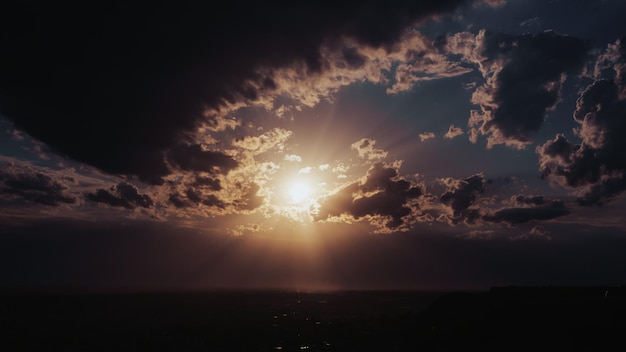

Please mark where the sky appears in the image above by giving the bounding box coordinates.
[1,0,626,292]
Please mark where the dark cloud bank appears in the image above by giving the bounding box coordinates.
[0,0,470,184]
[0,166,76,206]
[538,38,626,206]
[468,30,591,148]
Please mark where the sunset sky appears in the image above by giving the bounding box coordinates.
[2,0,626,292]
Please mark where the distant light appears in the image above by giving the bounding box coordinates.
[289,182,311,203]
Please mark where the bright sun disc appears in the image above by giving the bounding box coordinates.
[289,182,311,204]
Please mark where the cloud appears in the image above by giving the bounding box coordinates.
[166,144,238,174]
[197,115,241,133]
[384,31,474,95]
[0,1,474,184]
[168,188,225,210]
[438,174,487,225]
[444,125,464,139]
[351,138,388,160]
[164,172,228,212]
[496,195,570,226]
[284,154,302,162]
[513,195,547,206]
[448,30,590,149]
[234,183,264,211]
[85,182,153,209]
[232,128,292,155]
[0,163,76,206]
[483,201,569,225]
[419,132,436,141]
[537,38,626,205]
[298,167,313,174]
[529,225,550,237]
[191,176,222,191]
[314,162,425,231]
[475,0,506,7]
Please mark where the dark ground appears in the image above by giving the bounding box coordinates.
[1,286,625,351]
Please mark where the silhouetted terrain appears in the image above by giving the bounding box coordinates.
[1,286,624,351]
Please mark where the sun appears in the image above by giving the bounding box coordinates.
[288,181,311,204]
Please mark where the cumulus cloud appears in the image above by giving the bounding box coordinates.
[168,189,225,210]
[419,132,436,141]
[444,125,464,139]
[448,30,590,149]
[85,182,153,209]
[438,174,487,225]
[284,154,302,162]
[0,164,76,206]
[351,138,388,160]
[384,32,474,95]
[298,167,313,174]
[232,128,292,155]
[314,163,425,231]
[537,38,626,205]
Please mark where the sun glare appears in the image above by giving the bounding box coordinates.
[289,181,311,204]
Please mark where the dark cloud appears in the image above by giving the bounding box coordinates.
[0,0,470,183]
[314,163,424,230]
[439,174,486,225]
[514,195,546,206]
[166,173,226,210]
[0,166,75,206]
[116,182,154,208]
[168,188,225,210]
[192,176,222,191]
[85,182,153,209]
[166,144,238,175]
[168,193,190,209]
[538,39,626,205]
[468,30,590,148]
[483,201,570,225]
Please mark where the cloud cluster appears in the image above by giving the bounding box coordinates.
[0,1,477,185]
[166,173,265,214]
[0,163,76,206]
[436,175,571,226]
[313,167,570,231]
[314,163,425,231]
[537,38,626,205]
[438,174,487,225]
[85,182,153,210]
[351,138,388,160]
[448,30,590,149]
